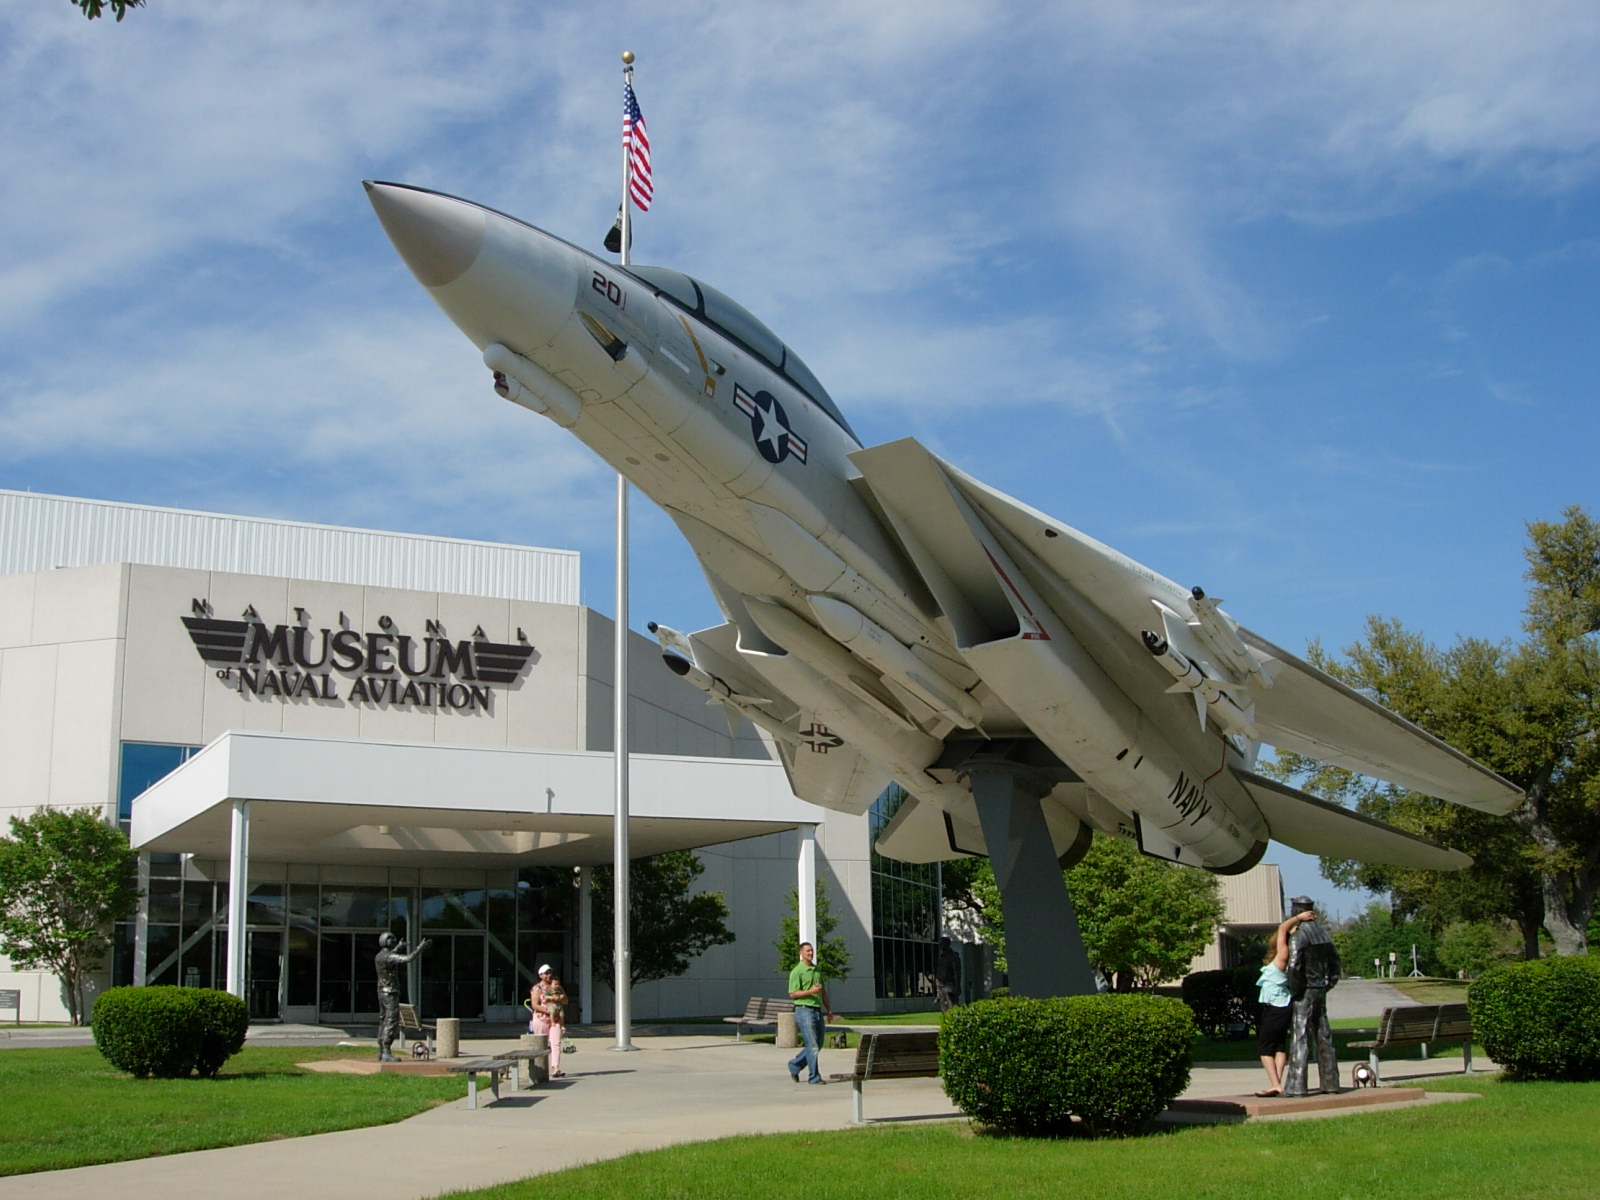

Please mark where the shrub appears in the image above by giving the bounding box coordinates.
[190,988,249,1077]
[91,986,248,1079]
[1180,966,1258,1040]
[1469,956,1600,1081]
[941,993,1195,1137]
[92,986,204,1078]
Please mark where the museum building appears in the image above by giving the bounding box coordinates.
[0,489,948,1025]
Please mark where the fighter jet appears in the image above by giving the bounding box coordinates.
[367,182,1522,995]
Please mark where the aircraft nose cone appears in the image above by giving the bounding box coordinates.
[365,181,485,288]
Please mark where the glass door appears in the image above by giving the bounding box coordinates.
[246,929,284,1020]
[317,931,383,1020]
[419,933,485,1019]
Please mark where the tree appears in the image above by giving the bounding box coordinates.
[0,808,140,1025]
[1064,836,1226,989]
[1268,507,1600,956]
[774,876,852,983]
[68,0,144,19]
[1331,900,1440,977]
[592,851,735,989]
[1436,920,1522,978]
[961,836,1225,990]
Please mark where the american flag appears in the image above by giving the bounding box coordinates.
[623,81,653,212]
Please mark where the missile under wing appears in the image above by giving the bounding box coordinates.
[367,181,1522,993]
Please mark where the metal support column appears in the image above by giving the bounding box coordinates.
[578,866,593,1025]
[225,800,250,1000]
[964,760,1097,998]
[133,851,150,986]
[797,824,817,952]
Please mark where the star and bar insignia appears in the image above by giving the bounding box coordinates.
[733,384,808,465]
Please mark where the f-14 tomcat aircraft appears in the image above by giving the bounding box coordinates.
[368,182,1522,995]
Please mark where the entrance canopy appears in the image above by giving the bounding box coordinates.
[131,731,821,868]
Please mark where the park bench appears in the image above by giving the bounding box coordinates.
[724,996,795,1041]
[1347,1002,1474,1085]
[829,1030,941,1125]
[446,1058,517,1108]
[397,1002,435,1059]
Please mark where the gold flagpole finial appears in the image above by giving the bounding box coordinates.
[622,50,634,65]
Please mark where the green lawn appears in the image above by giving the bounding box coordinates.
[438,1076,1600,1200]
[0,1006,1490,1184]
[0,1045,464,1176]
[1391,977,1473,1004]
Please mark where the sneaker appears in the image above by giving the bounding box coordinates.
[807,1078,827,1085]
[789,1068,800,1083]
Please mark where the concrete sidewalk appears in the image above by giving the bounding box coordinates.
[1,1017,1487,1200]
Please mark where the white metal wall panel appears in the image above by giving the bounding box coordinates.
[0,490,578,604]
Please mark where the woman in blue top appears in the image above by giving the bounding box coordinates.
[1257,911,1315,1096]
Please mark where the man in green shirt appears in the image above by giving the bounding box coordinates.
[786,941,834,1084]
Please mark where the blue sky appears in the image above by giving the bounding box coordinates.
[4,2,1598,912]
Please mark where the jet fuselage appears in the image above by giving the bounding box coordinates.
[367,181,1516,882]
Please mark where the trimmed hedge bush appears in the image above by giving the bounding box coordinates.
[941,993,1195,1137]
[190,987,250,1077]
[91,986,248,1079]
[1468,956,1600,1081]
[1181,966,1259,1040]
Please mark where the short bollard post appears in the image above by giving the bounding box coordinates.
[776,1010,798,1049]
[437,1016,461,1059]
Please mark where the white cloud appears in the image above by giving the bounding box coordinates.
[0,0,1593,667]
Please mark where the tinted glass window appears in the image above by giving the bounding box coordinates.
[780,350,857,442]
[119,742,200,822]
[627,264,857,442]
[693,279,785,366]
[628,265,700,312]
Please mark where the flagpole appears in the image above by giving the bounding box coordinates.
[611,47,635,1053]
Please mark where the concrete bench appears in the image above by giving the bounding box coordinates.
[829,1030,940,1124]
[502,1046,554,1088]
[446,1058,517,1108]
[724,996,795,1041]
[1347,1002,1474,1085]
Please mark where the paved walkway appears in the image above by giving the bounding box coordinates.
[0,981,1474,1200]
[1324,977,1412,1020]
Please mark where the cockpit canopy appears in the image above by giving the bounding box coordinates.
[626,264,858,444]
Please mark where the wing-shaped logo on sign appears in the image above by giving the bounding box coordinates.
[472,641,537,684]
[183,617,251,665]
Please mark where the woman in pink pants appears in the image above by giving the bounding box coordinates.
[529,964,568,1078]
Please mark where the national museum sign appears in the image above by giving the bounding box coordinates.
[181,600,536,712]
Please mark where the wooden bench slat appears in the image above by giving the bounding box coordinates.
[828,1031,940,1124]
[723,996,796,1041]
[1346,1003,1475,1087]
[397,1002,436,1058]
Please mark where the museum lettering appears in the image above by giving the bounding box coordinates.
[184,603,536,713]
[244,623,479,678]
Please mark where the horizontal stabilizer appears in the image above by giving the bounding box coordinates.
[778,737,888,818]
[668,623,888,816]
[1237,770,1471,871]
